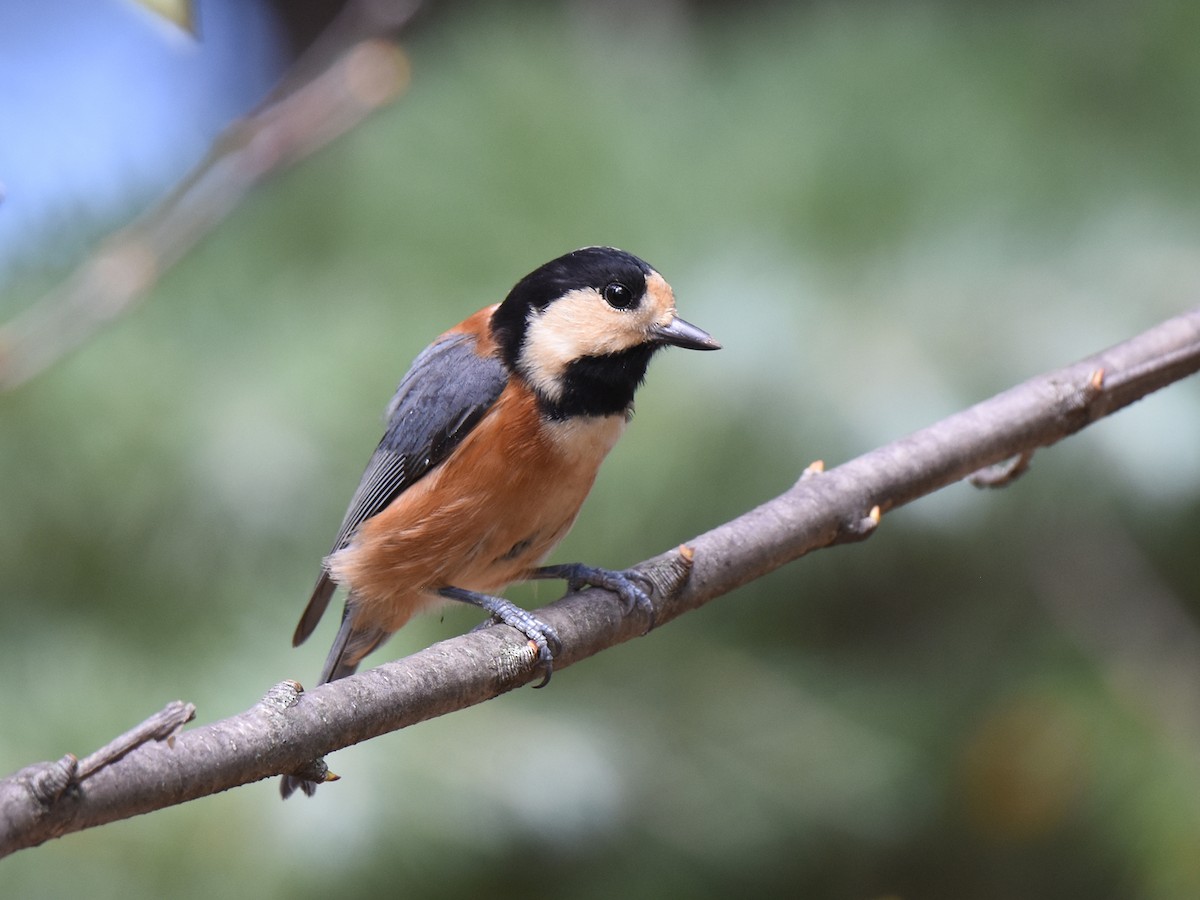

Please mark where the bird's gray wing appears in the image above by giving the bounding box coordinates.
[292,330,507,647]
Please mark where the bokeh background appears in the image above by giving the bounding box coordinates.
[3,1,1200,897]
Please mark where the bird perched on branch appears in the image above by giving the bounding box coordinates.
[282,246,719,797]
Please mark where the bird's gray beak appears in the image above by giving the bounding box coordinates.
[650,316,721,351]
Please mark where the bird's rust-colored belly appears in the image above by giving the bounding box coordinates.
[328,382,626,633]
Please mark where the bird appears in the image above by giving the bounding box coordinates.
[281,246,719,798]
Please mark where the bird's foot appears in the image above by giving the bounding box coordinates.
[440,586,561,687]
[531,562,656,629]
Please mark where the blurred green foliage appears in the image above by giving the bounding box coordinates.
[4,1,1200,897]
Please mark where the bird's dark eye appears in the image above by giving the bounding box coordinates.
[603,282,636,309]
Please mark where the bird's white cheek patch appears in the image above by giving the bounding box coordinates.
[518,288,621,399]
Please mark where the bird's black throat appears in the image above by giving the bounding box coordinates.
[535,343,658,420]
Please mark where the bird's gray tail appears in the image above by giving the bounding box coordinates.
[318,607,389,684]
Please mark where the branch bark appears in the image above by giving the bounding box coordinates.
[2,307,1198,856]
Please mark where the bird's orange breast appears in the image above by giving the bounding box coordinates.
[327,381,626,634]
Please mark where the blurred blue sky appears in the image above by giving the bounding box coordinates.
[0,0,286,284]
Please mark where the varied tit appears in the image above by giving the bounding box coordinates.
[281,246,719,798]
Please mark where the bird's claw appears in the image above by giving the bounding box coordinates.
[545,563,656,629]
[492,606,560,687]
[441,586,561,687]
[606,569,654,617]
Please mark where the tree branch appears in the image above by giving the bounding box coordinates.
[0,5,418,391]
[2,306,1198,856]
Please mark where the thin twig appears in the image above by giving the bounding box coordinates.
[76,701,196,780]
[0,27,414,391]
[23,702,196,808]
[1,306,1197,856]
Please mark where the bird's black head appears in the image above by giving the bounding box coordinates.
[490,247,719,419]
